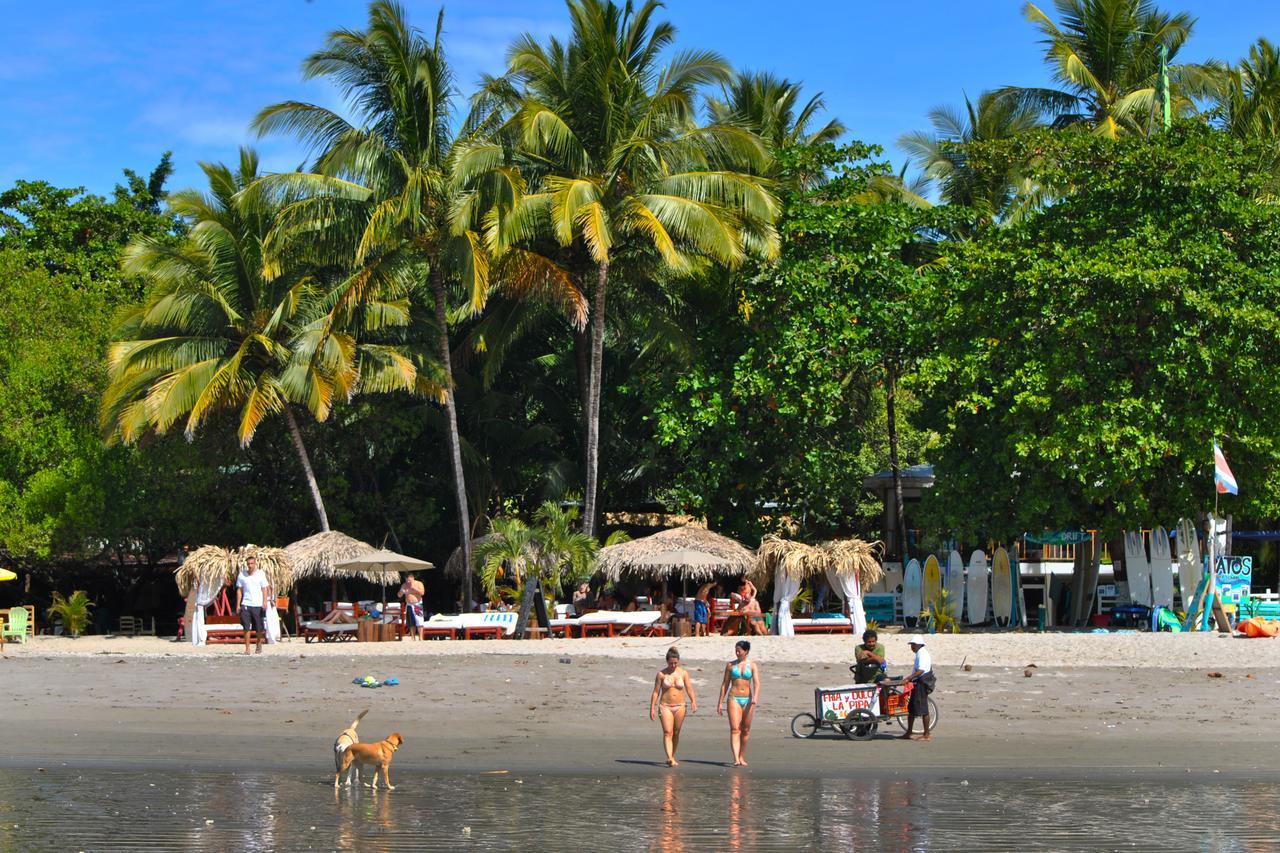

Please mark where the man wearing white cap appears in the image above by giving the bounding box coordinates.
[902,635,935,741]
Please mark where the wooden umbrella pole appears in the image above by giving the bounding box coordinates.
[331,578,338,612]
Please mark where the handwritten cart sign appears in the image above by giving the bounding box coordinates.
[1211,556,1252,604]
[816,685,880,721]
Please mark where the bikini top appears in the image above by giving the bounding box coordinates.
[731,663,753,680]
[661,672,685,690]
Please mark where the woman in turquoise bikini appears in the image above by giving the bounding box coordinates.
[717,640,761,766]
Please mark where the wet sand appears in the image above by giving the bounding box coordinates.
[5,634,1280,778]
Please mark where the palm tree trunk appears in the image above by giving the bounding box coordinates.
[431,267,474,612]
[582,261,608,540]
[885,360,907,563]
[283,405,330,532]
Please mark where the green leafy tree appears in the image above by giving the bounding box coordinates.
[482,0,780,538]
[650,143,942,543]
[101,149,433,532]
[999,0,1202,138]
[916,125,1280,538]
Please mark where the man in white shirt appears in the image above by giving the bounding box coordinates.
[902,634,935,741]
[235,556,272,655]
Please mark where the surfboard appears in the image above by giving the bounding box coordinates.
[965,550,988,625]
[1080,538,1101,626]
[945,550,965,621]
[1149,526,1174,609]
[991,547,1013,627]
[1175,518,1201,612]
[923,555,942,615]
[877,563,905,596]
[902,558,922,626]
[1124,531,1152,607]
[1011,548,1027,627]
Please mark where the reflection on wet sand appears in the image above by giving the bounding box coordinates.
[5,769,1280,851]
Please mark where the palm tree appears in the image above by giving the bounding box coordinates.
[999,0,1200,138]
[473,501,599,637]
[1200,38,1280,141]
[899,91,1043,218]
[101,148,431,531]
[708,71,846,153]
[253,1,509,607]
[481,0,780,538]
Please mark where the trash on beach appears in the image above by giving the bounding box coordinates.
[480,770,508,775]
[1207,672,1224,679]
[559,657,572,664]
[963,664,973,672]
[1023,669,1034,678]
[463,827,472,837]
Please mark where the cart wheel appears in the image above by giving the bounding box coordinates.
[841,709,879,740]
[790,712,820,739]
[895,698,941,732]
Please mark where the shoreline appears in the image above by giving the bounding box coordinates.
[6,636,1280,779]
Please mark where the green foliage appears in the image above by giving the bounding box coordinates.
[924,588,960,634]
[47,590,93,637]
[917,125,1280,537]
[473,502,600,600]
[649,143,944,539]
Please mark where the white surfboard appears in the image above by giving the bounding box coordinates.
[1149,526,1174,609]
[902,558,922,626]
[877,563,904,596]
[966,550,988,625]
[1175,518,1201,611]
[923,555,942,613]
[945,550,965,621]
[1124,531,1152,607]
[991,547,1013,627]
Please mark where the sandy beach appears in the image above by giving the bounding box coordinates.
[4,632,1280,779]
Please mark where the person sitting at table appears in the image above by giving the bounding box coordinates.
[853,629,887,683]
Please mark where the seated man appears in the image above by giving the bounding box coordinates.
[853,629,887,684]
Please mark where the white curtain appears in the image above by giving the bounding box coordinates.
[190,579,219,646]
[826,567,866,637]
[772,569,801,636]
[265,605,281,644]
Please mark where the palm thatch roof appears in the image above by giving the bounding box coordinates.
[598,525,755,582]
[175,544,296,596]
[443,535,498,579]
[241,544,294,591]
[754,535,884,588]
[175,545,237,596]
[284,531,384,582]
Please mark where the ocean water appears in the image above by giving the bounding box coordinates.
[0,768,1275,851]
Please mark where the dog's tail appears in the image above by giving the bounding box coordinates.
[348,708,369,731]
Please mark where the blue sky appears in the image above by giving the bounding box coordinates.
[2,1,1275,196]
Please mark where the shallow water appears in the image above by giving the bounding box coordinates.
[0,768,1276,851]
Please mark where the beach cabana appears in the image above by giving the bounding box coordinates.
[756,536,883,636]
[176,545,293,645]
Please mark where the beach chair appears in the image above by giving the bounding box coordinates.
[118,616,139,636]
[1,607,29,644]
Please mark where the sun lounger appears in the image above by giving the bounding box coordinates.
[301,620,359,642]
[791,617,854,634]
[575,610,665,637]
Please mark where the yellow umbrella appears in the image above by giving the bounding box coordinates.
[0,568,16,582]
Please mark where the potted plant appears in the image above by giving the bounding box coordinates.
[48,590,94,638]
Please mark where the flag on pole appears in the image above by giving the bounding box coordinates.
[1214,440,1238,495]
[1157,43,1171,132]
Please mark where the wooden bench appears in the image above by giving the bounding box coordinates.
[420,625,459,640]
[463,625,503,640]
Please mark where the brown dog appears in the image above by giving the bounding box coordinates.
[338,733,403,791]
[332,709,369,789]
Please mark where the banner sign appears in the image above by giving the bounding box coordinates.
[816,685,880,721]
[1207,555,1252,603]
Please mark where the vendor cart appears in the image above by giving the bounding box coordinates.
[790,673,939,740]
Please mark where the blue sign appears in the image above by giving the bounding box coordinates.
[1208,555,1252,603]
[864,594,897,624]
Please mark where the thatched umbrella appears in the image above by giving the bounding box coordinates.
[597,525,754,583]
[444,535,497,579]
[240,545,294,593]
[284,530,377,610]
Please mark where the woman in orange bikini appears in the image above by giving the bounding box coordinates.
[717,640,761,766]
[649,647,698,766]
